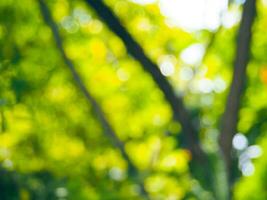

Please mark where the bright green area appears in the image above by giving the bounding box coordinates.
[0,0,267,199]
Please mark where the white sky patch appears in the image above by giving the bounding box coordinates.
[130,0,229,31]
[73,8,91,26]
[222,9,241,28]
[55,187,68,198]
[241,161,255,176]
[198,78,214,93]
[159,0,228,31]
[158,56,176,76]
[213,77,226,93]
[246,145,263,159]
[180,66,194,81]
[233,133,248,151]
[2,159,13,169]
[109,167,126,181]
[238,145,262,177]
[61,16,79,33]
[180,43,206,65]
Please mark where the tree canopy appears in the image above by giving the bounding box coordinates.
[0,0,267,199]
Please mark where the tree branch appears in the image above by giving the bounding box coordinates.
[37,0,149,198]
[84,0,205,160]
[219,0,257,177]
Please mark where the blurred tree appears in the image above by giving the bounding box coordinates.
[0,0,266,199]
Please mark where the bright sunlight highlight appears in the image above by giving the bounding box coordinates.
[131,0,228,31]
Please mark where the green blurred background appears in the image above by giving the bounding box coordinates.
[0,0,267,199]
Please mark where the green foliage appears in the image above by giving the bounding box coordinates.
[1,0,267,199]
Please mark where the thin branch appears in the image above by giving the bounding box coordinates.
[0,110,6,132]
[84,0,205,160]
[37,0,149,198]
[203,26,222,64]
[219,0,257,177]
